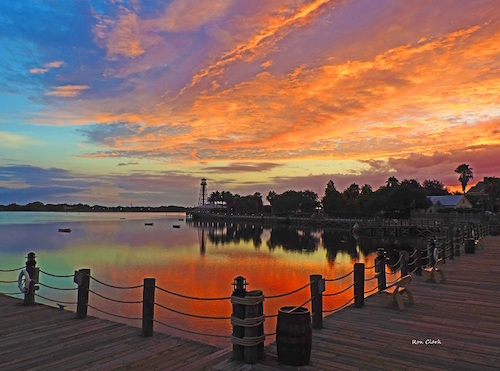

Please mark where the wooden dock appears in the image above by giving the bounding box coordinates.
[1,236,499,370]
[215,235,500,370]
[0,295,231,370]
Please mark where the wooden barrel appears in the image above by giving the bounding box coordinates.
[276,306,312,366]
[465,238,476,254]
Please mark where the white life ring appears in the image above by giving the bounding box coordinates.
[18,269,31,294]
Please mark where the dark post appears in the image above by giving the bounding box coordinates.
[24,252,37,305]
[399,251,409,277]
[415,247,422,276]
[231,276,247,361]
[309,274,323,329]
[244,290,265,364]
[455,228,461,257]
[76,268,90,319]
[441,241,446,264]
[353,263,365,308]
[375,248,386,291]
[142,278,156,337]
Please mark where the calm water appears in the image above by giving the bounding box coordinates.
[0,212,401,347]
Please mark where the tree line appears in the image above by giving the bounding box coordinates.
[207,164,499,218]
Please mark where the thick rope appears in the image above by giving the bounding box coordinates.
[154,319,231,338]
[264,282,310,299]
[38,282,78,291]
[231,294,264,306]
[39,270,74,278]
[387,255,402,269]
[323,283,354,297]
[325,270,354,282]
[231,334,265,347]
[0,279,18,283]
[34,293,77,305]
[87,304,142,320]
[0,267,25,272]
[90,275,143,290]
[88,289,143,304]
[155,285,231,301]
[231,314,265,327]
[282,298,312,314]
[154,302,231,320]
[323,297,355,314]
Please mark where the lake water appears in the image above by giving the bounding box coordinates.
[0,212,401,347]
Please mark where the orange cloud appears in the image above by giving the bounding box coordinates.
[46,85,90,97]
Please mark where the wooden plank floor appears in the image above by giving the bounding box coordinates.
[0,295,231,370]
[1,236,499,370]
[214,235,500,370]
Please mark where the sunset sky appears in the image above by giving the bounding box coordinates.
[1,0,499,206]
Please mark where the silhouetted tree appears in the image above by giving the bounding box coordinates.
[455,164,473,194]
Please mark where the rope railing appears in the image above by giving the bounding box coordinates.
[364,275,377,282]
[0,291,23,295]
[0,279,18,283]
[386,275,402,286]
[40,269,74,278]
[365,264,376,270]
[87,303,142,321]
[155,285,231,301]
[325,270,354,282]
[387,255,402,269]
[153,319,231,339]
[38,282,78,291]
[282,297,313,315]
[88,288,143,304]
[0,267,24,272]
[89,275,143,290]
[264,282,311,299]
[35,293,77,305]
[323,296,355,314]
[323,282,354,297]
[364,286,378,295]
[154,302,231,320]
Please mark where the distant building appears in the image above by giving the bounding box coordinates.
[426,195,472,213]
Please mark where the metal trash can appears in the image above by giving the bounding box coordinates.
[276,306,312,366]
[465,238,476,254]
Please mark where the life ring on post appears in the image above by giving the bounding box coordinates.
[18,269,31,294]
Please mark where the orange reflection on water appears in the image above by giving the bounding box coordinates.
[0,214,388,348]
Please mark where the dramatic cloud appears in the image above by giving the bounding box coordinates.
[1,1,499,205]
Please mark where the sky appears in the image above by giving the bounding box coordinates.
[1,0,500,207]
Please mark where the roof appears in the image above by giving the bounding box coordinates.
[427,195,467,207]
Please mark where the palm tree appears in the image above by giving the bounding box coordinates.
[455,164,473,194]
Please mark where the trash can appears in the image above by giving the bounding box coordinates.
[276,306,312,366]
[465,238,476,254]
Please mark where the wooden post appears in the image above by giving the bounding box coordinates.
[415,247,422,276]
[231,276,247,361]
[375,248,386,291]
[310,274,323,329]
[142,278,156,337]
[244,290,264,364]
[441,241,446,264]
[455,228,461,257]
[399,251,408,277]
[76,268,90,319]
[354,263,364,308]
[24,252,37,305]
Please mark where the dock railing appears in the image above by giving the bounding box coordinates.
[0,220,489,365]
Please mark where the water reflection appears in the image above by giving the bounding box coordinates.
[0,213,416,347]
